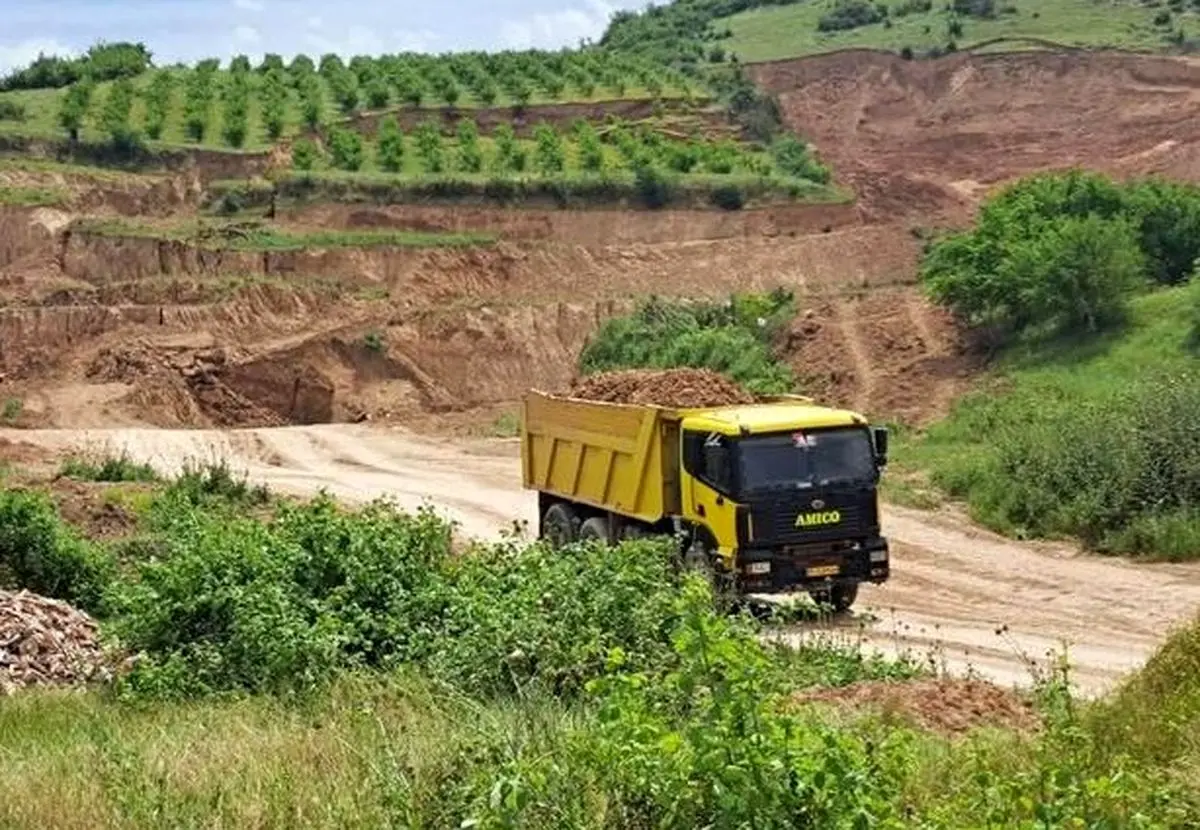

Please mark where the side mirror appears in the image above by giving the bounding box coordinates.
[872,426,889,467]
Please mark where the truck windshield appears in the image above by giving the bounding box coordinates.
[738,428,876,493]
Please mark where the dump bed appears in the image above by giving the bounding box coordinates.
[520,390,682,522]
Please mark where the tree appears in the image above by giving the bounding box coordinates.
[221,71,251,148]
[574,120,606,172]
[260,69,288,141]
[456,118,483,173]
[923,213,1146,340]
[493,123,526,173]
[292,137,320,171]
[143,71,174,140]
[376,115,405,173]
[100,77,138,149]
[299,75,324,130]
[57,79,95,141]
[533,122,565,175]
[182,66,216,142]
[414,121,444,173]
[328,127,364,171]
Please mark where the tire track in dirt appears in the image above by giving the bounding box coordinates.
[9,423,1199,698]
[831,293,875,413]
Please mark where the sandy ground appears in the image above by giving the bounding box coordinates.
[10,422,1199,699]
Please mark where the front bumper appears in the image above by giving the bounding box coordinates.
[734,536,890,594]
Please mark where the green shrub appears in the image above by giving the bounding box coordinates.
[1187,273,1200,352]
[818,0,888,32]
[455,118,483,173]
[1124,179,1200,285]
[414,120,445,174]
[376,115,405,172]
[143,71,174,141]
[0,489,117,613]
[328,127,364,171]
[578,291,796,394]
[57,79,94,141]
[922,172,1151,342]
[59,452,159,483]
[291,137,319,171]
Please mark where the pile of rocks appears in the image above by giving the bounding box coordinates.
[0,590,111,695]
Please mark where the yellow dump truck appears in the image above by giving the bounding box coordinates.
[520,389,890,611]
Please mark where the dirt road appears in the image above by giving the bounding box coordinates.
[10,423,1200,698]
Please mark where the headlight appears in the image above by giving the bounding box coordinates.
[869,549,888,563]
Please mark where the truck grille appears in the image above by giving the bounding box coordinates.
[745,493,876,546]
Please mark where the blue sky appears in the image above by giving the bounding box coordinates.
[0,1,651,73]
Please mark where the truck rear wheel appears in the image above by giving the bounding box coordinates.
[579,516,613,545]
[542,502,579,547]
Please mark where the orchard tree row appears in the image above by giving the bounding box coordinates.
[51,51,697,149]
[292,115,830,185]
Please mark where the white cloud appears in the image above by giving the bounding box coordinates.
[0,37,76,74]
[233,0,265,11]
[499,0,616,50]
[233,25,261,45]
[392,29,439,53]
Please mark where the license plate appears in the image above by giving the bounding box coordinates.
[746,561,771,575]
[806,564,840,578]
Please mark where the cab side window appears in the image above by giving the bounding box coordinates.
[682,431,733,495]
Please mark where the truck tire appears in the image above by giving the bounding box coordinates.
[542,502,579,547]
[579,516,613,545]
[811,583,859,614]
[832,583,859,613]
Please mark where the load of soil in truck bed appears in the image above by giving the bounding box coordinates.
[570,368,756,408]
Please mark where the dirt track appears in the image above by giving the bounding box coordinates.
[12,422,1199,699]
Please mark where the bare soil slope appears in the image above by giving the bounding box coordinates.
[750,49,1200,222]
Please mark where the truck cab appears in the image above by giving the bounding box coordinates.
[676,403,890,610]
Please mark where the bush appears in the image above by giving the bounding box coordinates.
[414,120,445,174]
[60,452,158,483]
[578,291,797,394]
[376,115,405,172]
[291,137,320,171]
[100,78,139,149]
[1186,273,1200,352]
[455,118,483,173]
[0,489,116,613]
[0,100,27,121]
[143,71,174,141]
[771,135,831,183]
[328,127,364,171]
[57,80,95,141]
[818,0,888,32]
[922,171,1154,342]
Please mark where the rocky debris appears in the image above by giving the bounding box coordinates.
[791,678,1041,736]
[86,343,229,384]
[0,590,111,695]
[570,368,756,409]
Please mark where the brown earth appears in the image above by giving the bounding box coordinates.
[749,48,1200,223]
[0,589,113,695]
[790,677,1041,736]
[570,368,756,408]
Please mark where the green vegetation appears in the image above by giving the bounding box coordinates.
[0,184,69,207]
[0,42,153,91]
[0,49,697,151]
[71,217,495,251]
[261,116,838,210]
[903,171,1200,560]
[601,0,1200,65]
[59,452,159,483]
[1,463,1198,826]
[579,291,797,394]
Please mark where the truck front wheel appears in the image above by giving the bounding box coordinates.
[542,502,579,547]
[811,583,859,614]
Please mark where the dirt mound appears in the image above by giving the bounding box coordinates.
[0,590,112,694]
[792,677,1040,736]
[570,368,756,408]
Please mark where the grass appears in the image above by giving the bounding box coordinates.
[70,216,495,251]
[720,0,1200,63]
[893,285,1200,558]
[58,452,159,483]
[0,459,1197,825]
